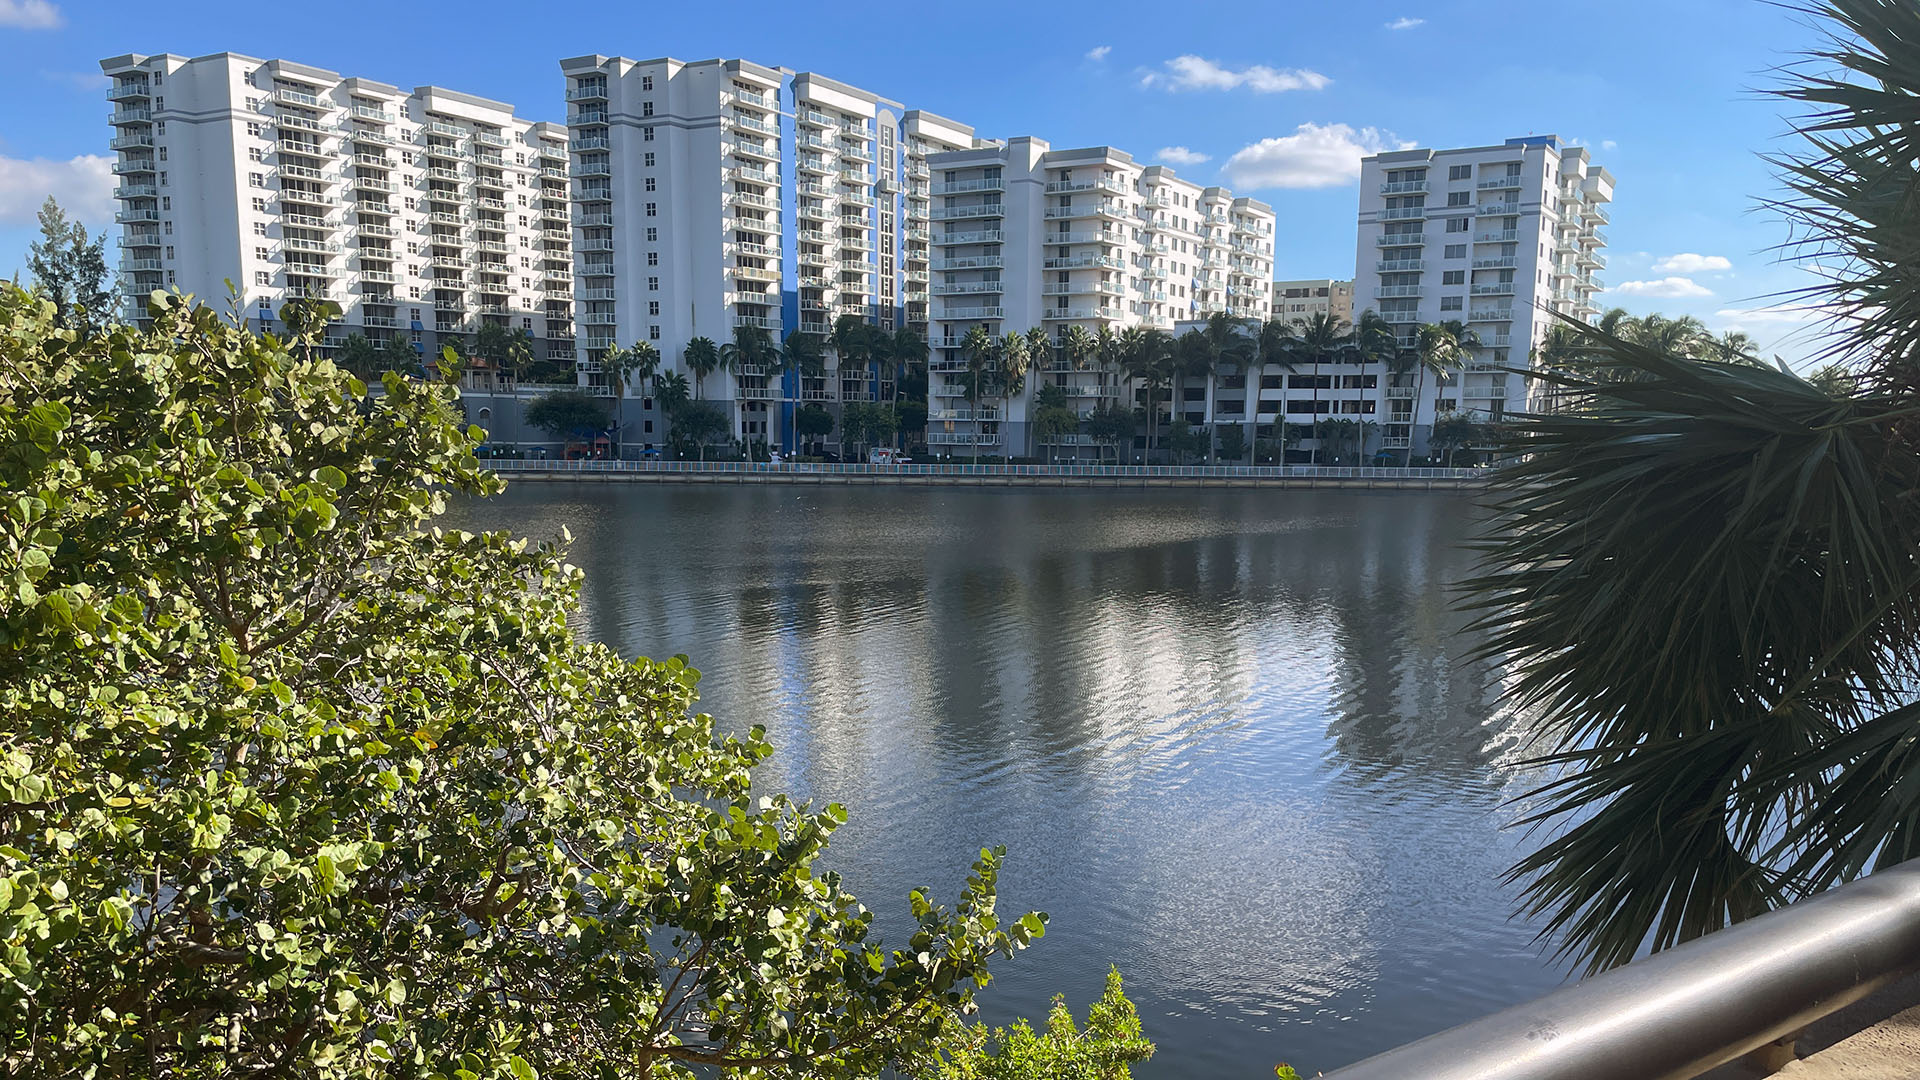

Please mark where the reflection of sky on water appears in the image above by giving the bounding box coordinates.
[449,484,1570,1077]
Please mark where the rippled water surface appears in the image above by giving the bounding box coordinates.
[449,483,1569,1077]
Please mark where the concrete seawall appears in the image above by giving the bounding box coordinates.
[486,466,1487,491]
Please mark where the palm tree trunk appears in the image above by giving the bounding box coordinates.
[1311,356,1322,464]
[1407,364,1427,468]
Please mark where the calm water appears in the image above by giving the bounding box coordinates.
[449,483,1569,1077]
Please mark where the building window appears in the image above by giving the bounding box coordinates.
[643,126,654,141]
[1444,244,1466,259]
[1446,217,1469,233]
[1443,270,1465,285]
[255,246,269,261]
[1449,164,1471,181]
[646,227,657,241]
[647,276,658,291]
[644,152,655,167]
[164,246,174,259]
[252,197,268,213]
[648,301,660,316]
[253,222,267,237]
[642,75,654,91]
[1447,191,1469,206]
[649,325,660,340]
[1441,296,1463,310]
[254,271,269,285]
[644,177,656,192]
[249,172,265,188]
[645,202,656,217]
[642,101,654,117]
[647,251,658,266]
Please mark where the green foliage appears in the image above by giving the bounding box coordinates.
[1082,404,1134,461]
[669,401,730,459]
[24,196,109,333]
[523,388,612,440]
[926,969,1152,1080]
[336,333,421,380]
[842,402,899,451]
[796,403,835,441]
[0,285,1045,1077]
[1216,425,1247,462]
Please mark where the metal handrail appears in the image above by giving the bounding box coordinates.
[479,460,1488,481]
[1322,861,1920,1080]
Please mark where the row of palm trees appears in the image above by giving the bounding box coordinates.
[594,317,935,453]
[947,310,1491,465]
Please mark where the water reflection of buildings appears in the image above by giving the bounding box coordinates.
[447,485,1564,1077]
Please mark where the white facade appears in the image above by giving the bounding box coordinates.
[98,52,572,362]
[557,55,979,451]
[1271,278,1354,324]
[1355,135,1612,452]
[924,139,1276,458]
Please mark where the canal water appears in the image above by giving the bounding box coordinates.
[448,483,1569,1077]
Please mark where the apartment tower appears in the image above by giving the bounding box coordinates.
[99,53,573,363]
[1355,135,1612,453]
[1271,279,1354,323]
[924,139,1276,458]
[558,55,979,451]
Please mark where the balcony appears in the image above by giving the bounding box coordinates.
[1469,308,1515,322]
[730,139,780,163]
[119,258,163,273]
[1376,259,1425,272]
[1379,206,1427,221]
[933,230,1005,246]
[1476,203,1521,217]
[1475,230,1520,243]
[933,178,1005,195]
[932,281,1005,296]
[114,209,160,223]
[1376,232,1426,246]
[1478,175,1524,190]
[1380,180,1429,194]
[109,108,154,125]
[273,87,322,108]
[1473,256,1518,269]
[1471,282,1517,296]
[1042,306,1122,321]
[941,306,1006,320]
[732,265,780,282]
[732,314,781,331]
[1381,312,1422,324]
[113,184,158,200]
[1375,285,1423,298]
[567,84,607,102]
[108,80,151,101]
[110,134,154,150]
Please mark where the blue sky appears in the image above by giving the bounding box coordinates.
[0,0,1833,362]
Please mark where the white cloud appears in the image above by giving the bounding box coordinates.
[1085,45,1111,61]
[0,154,114,227]
[1652,252,1732,274]
[1385,16,1425,29]
[1221,123,1412,190]
[1140,55,1330,94]
[1601,139,1619,151]
[1155,146,1211,166]
[1714,303,1820,325]
[1611,277,1714,299]
[0,0,62,28]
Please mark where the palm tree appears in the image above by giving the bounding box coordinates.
[1252,317,1297,461]
[958,325,996,461]
[1292,312,1351,464]
[777,331,825,452]
[1709,330,1763,365]
[1351,311,1400,463]
[653,369,690,450]
[1059,324,1098,374]
[1173,330,1216,438]
[683,336,720,399]
[1461,2,1920,976]
[995,330,1032,459]
[1407,320,1480,465]
[605,340,660,456]
[1121,328,1173,460]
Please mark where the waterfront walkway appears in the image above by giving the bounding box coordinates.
[483,459,1488,490]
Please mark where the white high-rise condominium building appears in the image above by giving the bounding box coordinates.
[1356,135,1612,454]
[1271,279,1353,324]
[558,55,979,451]
[99,52,572,363]
[924,139,1275,458]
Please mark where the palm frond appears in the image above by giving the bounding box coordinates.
[1460,322,1920,969]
